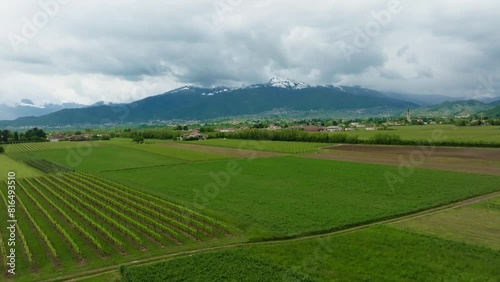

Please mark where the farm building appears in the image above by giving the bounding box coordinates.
[323,126,343,132]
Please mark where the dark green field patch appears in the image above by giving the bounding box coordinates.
[121,250,312,282]
[121,225,500,281]
[100,156,500,239]
[11,146,183,172]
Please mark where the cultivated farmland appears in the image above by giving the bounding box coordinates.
[195,139,333,153]
[121,225,500,281]
[0,171,231,281]
[1,140,499,281]
[4,141,99,153]
[101,156,500,238]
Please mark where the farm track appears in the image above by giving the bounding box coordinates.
[49,190,500,282]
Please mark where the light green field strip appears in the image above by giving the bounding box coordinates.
[0,154,41,180]
[393,197,500,250]
[343,124,500,142]
[194,139,333,154]
[4,141,102,153]
[116,143,231,162]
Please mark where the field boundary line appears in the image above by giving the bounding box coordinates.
[44,190,500,282]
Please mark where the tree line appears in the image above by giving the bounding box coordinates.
[0,128,47,144]
[212,129,500,148]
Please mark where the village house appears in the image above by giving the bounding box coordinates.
[287,126,304,130]
[48,132,65,142]
[267,125,283,130]
[302,125,324,132]
[322,126,343,132]
[218,128,236,133]
[178,132,208,141]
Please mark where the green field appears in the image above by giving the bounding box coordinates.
[4,141,100,153]
[0,171,231,281]
[10,146,183,172]
[101,156,500,239]
[1,140,499,281]
[111,141,230,162]
[195,139,333,153]
[345,124,500,142]
[121,225,500,281]
[0,154,41,180]
[394,195,500,250]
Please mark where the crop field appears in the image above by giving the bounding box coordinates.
[195,139,333,153]
[114,142,230,162]
[1,139,499,281]
[101,156,500,238]
[0,155,41,180]
[311,144,500,176]
[344,124,500,142]
[121,225,500,281]
[11,146,184,172]
[394,195,500,250]
[4,141,100,153]
[0,171,230,281]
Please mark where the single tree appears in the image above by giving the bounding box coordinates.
[133,135,145,143]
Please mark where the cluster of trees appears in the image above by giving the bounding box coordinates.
[455,118,500,126]
[213,129,360,143]
[0,128,47,143]
[214,129,500,148]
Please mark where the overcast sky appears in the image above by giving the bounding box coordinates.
[1,0,499,106]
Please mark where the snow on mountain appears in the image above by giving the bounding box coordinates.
[267,77,310,89]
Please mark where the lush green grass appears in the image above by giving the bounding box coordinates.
[121,225,500,281]
[4,141,101,153]
[345,124,500,142]
[0,154,41,180]
[194,139,333,153]
[121,249,312,282]
[78,272,121,282]
[9,146,183,172]
[394,195,500,250]
[474,195,500,211]
[114,142,231,162]
[100,156,500,239]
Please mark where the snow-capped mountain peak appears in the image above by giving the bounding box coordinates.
[267,77,310,90]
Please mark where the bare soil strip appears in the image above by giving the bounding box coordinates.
[326,144,500,160]
[47,191,500,282]
[160,142,286,159]
[302,145,500,176]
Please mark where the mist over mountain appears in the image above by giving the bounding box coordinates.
[0,101,86,120]
[0,78,417,127]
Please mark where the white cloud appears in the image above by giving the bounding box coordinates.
[0,0,499,106]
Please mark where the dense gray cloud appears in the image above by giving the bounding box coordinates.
[0,0,499,106]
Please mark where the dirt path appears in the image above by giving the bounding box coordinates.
[160,142,286,158]
[46,191,500,282]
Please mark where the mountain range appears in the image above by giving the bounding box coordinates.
[0,78,499,128]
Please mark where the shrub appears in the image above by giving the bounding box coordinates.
[0,146,4,153]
